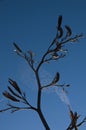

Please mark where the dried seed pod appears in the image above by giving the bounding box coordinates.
[57,16,63,38]
[58,15,62,29]
[3,91,20,102]
[8,78,21,94]
[58,27,63,38]
[13,42,22,53]
[65,25,72,37]
[51,72,60,85]
[66,84,70,87]
[8,86,21,99]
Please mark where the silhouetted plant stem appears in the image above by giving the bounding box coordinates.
[0,16,85,130]
[35,71,41,108]
[35,70,50,130]
[37,108,50,130]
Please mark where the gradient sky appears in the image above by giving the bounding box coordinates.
[0,0,86,130]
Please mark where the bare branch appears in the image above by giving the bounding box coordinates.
[0,104,36,113]
[77,117,86,127]
[1,15,85,130]
[0,107,12,113]
[61,34,83,45]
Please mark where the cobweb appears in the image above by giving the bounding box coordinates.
[55,86,71,108]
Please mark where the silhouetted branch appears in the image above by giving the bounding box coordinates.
[77,117,86,127]
[66,107,86,130]
[41,83,70,90]
[13,43,36,71]
[0,104,36,113]
[0,78,37,113]
[61,34,83,45]
[0,107,12,113]
[36,25,83,73]
[0,15,85,130]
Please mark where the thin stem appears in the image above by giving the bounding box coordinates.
[35,71,42,109]
[37,109,50,130]
[24,55,36,72]
[61,34,83,45]
[35,70,50,130]
[0,107,11,112]
[36,51,49,71]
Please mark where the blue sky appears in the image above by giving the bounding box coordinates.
[0,0,86,130]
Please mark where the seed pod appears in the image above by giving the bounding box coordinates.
[51,72,60,85]
[58,27,63,38]
[13,42,22,53]
[8,78,21,94]
[65,25,72,37]
[8,86,21,99]
[3,91,20,102]
[58,15,62,29]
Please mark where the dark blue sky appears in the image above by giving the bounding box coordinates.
[0,0,86,130]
